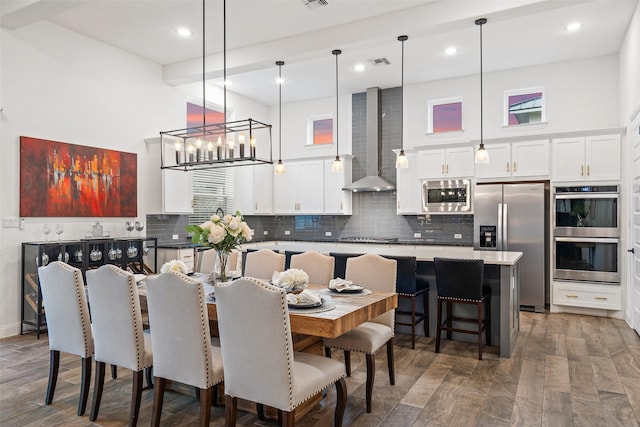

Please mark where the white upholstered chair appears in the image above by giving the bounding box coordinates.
[85,265,153,426]
[38,261,93,416]
[290,251,335,286]
[145,271,224,427]
[215,277,347,427]
[243,249,285,281]
[323,253,397,413]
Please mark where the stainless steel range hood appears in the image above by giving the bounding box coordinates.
[342,87,395,192]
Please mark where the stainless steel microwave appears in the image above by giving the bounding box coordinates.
[421,179,472,213]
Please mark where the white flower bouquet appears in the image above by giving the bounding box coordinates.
[160,259,189,274]
[273,268,309,293]
[186,211,252,253]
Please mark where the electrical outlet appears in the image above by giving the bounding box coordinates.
[263,230,269,236]
[284,230,291,235]
[413,232,421,238]
[172,234,179,240]
[454,233,462,239]
[325,231,332,237]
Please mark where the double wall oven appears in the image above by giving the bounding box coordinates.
[553,185,620,283]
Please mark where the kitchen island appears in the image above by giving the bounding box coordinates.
[242,241,522,358]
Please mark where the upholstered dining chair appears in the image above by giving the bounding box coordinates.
[215,277,347,427]
[243,248,285,281]
[37,261,93,416]
[328,252,362,279]
[145,271,224,427]
[198,248,239,276]
[85,265,153,426]
[323,254,397,413]
[290,251,335,286]
[433,257,490,360]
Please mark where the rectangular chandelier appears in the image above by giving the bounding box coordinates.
[160,118,273,171]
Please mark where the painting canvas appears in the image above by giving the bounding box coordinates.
[20,136,137,217]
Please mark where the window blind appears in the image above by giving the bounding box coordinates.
[189,169,235,225]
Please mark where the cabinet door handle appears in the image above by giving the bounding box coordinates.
[506,162,510,173]
[594,296,608,300]
[255,202,258,211]
[513,162,517,172]
[441,164,445,174]
[581,165,584,176]
[565,294,579,298]
[340,202,343,210]
[587,165,590,176]
[446,164,449,174]
[397,201,400,209]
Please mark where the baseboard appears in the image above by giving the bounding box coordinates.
[0,322,22,339]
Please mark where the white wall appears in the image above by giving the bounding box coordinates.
[619,2,640,125]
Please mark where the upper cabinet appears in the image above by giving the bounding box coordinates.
[145,138,193,214]
[476,140,550,180]
[552,134,621,182]
[232,163,273,215]
[396,153,420,214]
[273,160,324,214]
[324,158,352,215]
[418,146,474,179]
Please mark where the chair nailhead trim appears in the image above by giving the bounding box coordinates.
[58,262,92,358]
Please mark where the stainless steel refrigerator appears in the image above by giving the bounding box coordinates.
[474,182,549,312]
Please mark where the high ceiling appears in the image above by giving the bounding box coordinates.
[2,0,637,106]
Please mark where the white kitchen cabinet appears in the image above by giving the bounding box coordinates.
[552,281,621,310]
[396,153,420,214]
[251,164,274,214]
[157,247,195,273]
[273,160,324,214]
[476,140,549,179]
[145,138,193,214]
[324,158,352,215]
[552,134,620,182]
[418,146,474,179]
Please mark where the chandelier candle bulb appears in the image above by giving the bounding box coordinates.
[217,136,223,160]
[188,144,195,162]
[228,139,235,158]
[195,138,202,162]
[206,140,214,160]
[238,134,245,157]
[250,136,256,158]
[175,141,181,164]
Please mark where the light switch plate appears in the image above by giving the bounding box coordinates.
[2,217,19,228]
[413,232,421,238]
[172,234,179,240]
[263,230,269,236]
[325,231,332,237]
[284,230,291,235]
[454,233,462,239]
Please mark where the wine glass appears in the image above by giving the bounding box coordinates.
[43,224,51,241]
[108,243,117,261]
[125,220,134,238]
[134,220,144,237]
[55,224,64,241]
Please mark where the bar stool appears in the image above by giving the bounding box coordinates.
[433,257,490,360]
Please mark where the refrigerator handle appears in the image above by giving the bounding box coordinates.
[497,203,503,251]
[503,203,508,251]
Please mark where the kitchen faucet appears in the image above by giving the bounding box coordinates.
[215,207,225,217]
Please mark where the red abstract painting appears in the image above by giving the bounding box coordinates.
[20,136,137,217]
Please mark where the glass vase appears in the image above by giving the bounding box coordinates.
[214,250,231,284]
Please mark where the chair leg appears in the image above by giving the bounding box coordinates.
[334,377,347,427]
[78,356,92,416]
[199,386,212,427]
[365,353,375,413]
[145,366,153,389]
[435,299,442,354]
[344,350,351,377]
[446,301,453,340]
[477,302,483,360]
[89,361,106,422]
[324,346,332,358]
[151,377,166,427]
[410,296,416,349]
[423,289,429,338]
[130,370,144,427]
[225,395,237,427]
[45,350,60,405]
[485,297,491,347]
[111,364,117,379]
[386,338,395,385]
[212,383,218,407]
[281,410,295,427]
[256,403,265,420]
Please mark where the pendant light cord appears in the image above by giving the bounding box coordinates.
[202,0,206,128]
[476,18,487,148]
[223,0,227,125]
[398,35,408,152]
[277,61,283,161]
[333,49,341,159]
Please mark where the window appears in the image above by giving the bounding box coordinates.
[307,115,333,145]
[504,87,545,126]
[186,102,235,225]
[427,97,462,134]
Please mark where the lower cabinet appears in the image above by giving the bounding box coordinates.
[21,238,157,337]
[157,247,195,273]
[552,281,621,310]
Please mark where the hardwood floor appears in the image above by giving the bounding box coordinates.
[2,312,640,426]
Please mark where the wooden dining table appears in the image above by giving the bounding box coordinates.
[137,277,398,339]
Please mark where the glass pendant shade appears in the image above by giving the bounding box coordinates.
[396,150,409,168]
[332,156,343,172]
[275,159,286,174]
[475,144,490,163]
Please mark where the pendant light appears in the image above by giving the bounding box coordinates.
[395,35,409,169]
[475,18,490,164]
[274,60,286,175]
[331,49,344,173]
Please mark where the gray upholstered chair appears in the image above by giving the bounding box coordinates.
[323,253,397,413]
[215,277,347,426]
[145,272,224,427]
[290,251,335,286]
[38,261,93,416]
[244,248,285,281]
[85,265,153,426]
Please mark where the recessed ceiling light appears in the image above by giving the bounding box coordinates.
[354,63,366,72]
[224,80,232,86]
[444,46,458,56]
[276,77,285,84]
[175,27,193,38]
[566,22,582,32]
